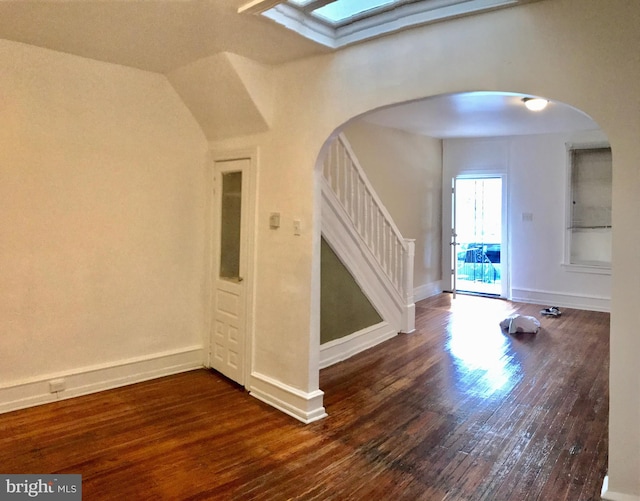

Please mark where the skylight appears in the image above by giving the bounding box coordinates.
[239,0,534,49]
[312,0,398,25]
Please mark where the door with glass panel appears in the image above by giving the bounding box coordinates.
[453,177,503,296]
[211,158,249,385]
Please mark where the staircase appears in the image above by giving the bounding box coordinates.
[320,133,415,356]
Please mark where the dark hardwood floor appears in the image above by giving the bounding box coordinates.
[0,294,609,500]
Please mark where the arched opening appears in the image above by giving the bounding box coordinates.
[313,90,610,498]
[317,90,610,357]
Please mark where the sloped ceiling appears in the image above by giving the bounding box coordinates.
[167,52,275,141]
[0,1,328,73]
[0,1,306,141]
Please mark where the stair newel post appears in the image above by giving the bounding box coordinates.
[402,239,416,333]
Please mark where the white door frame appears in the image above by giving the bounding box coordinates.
[208,148,257,388]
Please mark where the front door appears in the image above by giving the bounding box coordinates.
[211,158,250,385]
[453,176,503,297]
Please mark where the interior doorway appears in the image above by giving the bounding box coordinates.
[210,155,255,386]
[452,176,503,296]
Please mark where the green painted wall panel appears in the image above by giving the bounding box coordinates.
[321,237,382,344]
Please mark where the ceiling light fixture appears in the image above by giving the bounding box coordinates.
[522,97,549,111]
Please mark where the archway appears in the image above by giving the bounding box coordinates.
[313,91,612,497]
[316,91,610,362]
[252,5,638,494]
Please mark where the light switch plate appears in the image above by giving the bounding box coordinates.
[269,212,280,229]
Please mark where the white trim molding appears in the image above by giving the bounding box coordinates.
[249,372,327,424]
[561,262,611,275]
[0,346,204,415]
[510,287,610,312]
[414,281,443,302]
[601,476,640,501]
[320,321,397,369]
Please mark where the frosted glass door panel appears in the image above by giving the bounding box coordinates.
[220,171,242,280]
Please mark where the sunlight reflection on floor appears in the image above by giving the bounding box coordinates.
[445,295,522,398]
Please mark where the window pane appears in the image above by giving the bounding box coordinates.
[220,171,242,279]
[570,147,612,266]
[312,0,396,24]
[571,148,612,228]
[570,228,612,265]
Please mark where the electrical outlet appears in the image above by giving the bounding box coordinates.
[49,378,66,393]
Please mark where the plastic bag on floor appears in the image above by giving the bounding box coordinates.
[500,314,541,334]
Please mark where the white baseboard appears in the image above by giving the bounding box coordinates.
[510,287,610,312]
[0,346,204,415]
[249,372,327,424]
[414,281,442,302]
[601,476,640,501]
[320,321,397,369]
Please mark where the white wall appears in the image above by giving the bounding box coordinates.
[0,40,209,410]
[212,0,639,496]
[343,121,442,299]
[443,130,611,311]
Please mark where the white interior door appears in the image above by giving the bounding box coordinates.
[211,158,250,385]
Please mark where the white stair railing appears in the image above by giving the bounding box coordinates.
[321,133,415,333]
